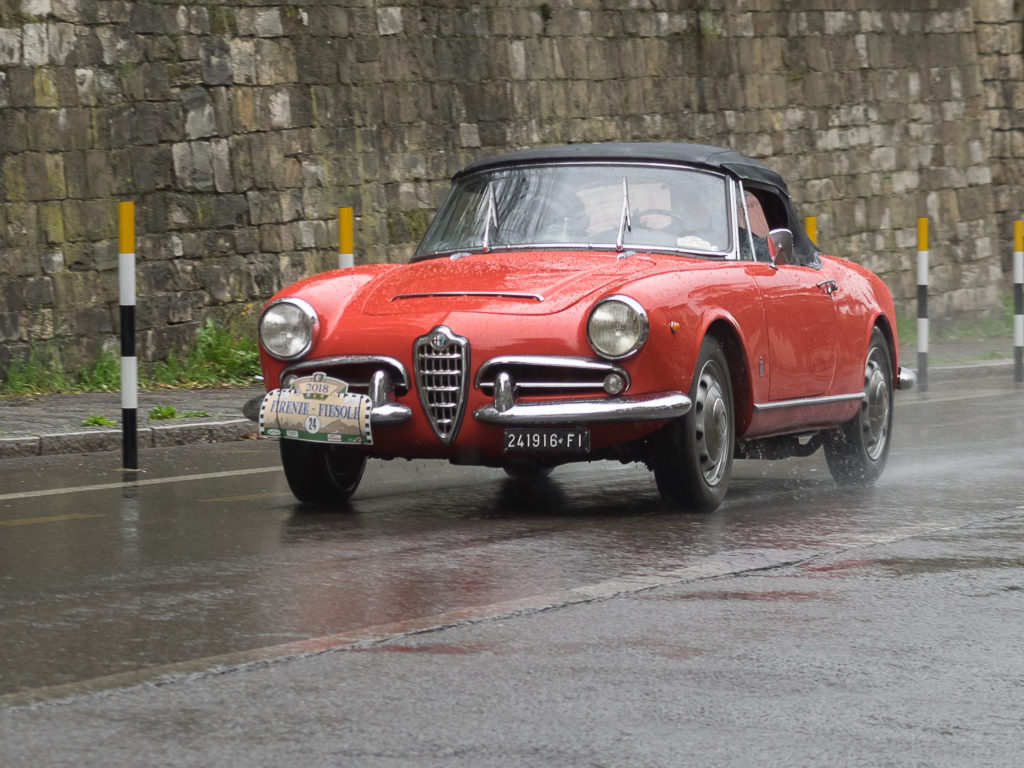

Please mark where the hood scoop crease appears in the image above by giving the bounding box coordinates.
[390,291,544,302]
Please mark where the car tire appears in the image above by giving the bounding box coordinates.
[280,439,367,504]
[824,327,893,485]
[653,335,734,513]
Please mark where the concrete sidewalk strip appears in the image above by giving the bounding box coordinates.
[0,385,264,459]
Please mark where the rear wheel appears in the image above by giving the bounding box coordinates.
[280,439,367,504]
[653,336,734,513]
[824,327,893,484]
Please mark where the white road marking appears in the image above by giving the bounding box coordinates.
[0,467,281,503]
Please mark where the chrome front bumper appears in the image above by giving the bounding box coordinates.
[474,392,691,426]
[246,391,687,428]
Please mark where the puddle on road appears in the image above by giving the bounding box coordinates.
[352,642,511,656]
[641,589,835,603]
[869,556,1024,577]
[354,637,706,661]
[804,555,1024,579]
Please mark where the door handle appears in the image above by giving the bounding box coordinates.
[816,279,838,296]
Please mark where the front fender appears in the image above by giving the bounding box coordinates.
[606,264,768,423]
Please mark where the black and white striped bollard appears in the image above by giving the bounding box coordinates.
[119,202,138,470]
[917,218,928,393]
[1015,220,1023,385]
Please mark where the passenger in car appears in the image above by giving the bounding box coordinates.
[739,191,771,262]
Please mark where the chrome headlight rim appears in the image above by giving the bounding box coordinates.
[258,297,319,361]
[586,295,649,361]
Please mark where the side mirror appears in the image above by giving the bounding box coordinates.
[767,228,794,267]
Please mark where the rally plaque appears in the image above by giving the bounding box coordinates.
[259,373,373,445]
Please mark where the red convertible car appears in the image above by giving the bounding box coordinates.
[255,143,915,512]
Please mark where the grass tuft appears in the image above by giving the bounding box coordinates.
[81,414,117,427]
[148,404,178,421]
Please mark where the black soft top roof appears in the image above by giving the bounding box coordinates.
[455,142,791,197]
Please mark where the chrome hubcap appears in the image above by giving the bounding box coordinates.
[694,361,730,486]
[862,350,891,461]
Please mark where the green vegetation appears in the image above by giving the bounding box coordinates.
[147,404,178,420]
[1,320,260,396]
[80,414,117,427]
[76,349,121,392]
[147,405,208,421]
[1,343,76,395]
[896,291,1014,363]
[151,319,259,388]
[938,291,1014,341]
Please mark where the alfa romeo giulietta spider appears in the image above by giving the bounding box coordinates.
[255,142,915,512]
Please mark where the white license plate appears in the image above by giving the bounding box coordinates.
[503,428,590,453]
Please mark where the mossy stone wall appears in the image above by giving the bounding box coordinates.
[1,0,1021,374]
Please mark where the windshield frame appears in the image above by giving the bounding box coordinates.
[413,161,738,262]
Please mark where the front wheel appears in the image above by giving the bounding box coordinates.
[824,328,893,485]
[653,336,734,513]
[280,439,367,504]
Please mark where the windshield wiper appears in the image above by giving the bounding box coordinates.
[482,183,499,252]
[615,176,632,252]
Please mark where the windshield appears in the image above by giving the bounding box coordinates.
[414,163,731,259]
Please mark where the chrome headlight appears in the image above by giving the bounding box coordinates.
[259,298,319,361]
[586,296,649,360]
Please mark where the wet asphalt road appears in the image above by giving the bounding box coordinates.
[1,383,1023,766]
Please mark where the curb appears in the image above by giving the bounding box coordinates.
[0,418,256,460]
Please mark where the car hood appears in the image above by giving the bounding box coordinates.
[360,251,661,316]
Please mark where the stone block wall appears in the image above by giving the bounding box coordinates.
[974,0,1024,274]
[1,0,1021,377]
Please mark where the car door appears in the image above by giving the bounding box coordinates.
[740,187,839,401]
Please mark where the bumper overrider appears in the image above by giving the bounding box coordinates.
[897,367,917,390]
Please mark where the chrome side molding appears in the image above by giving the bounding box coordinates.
[752,392,865,412]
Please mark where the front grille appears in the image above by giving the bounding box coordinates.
[414,326,469,444]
